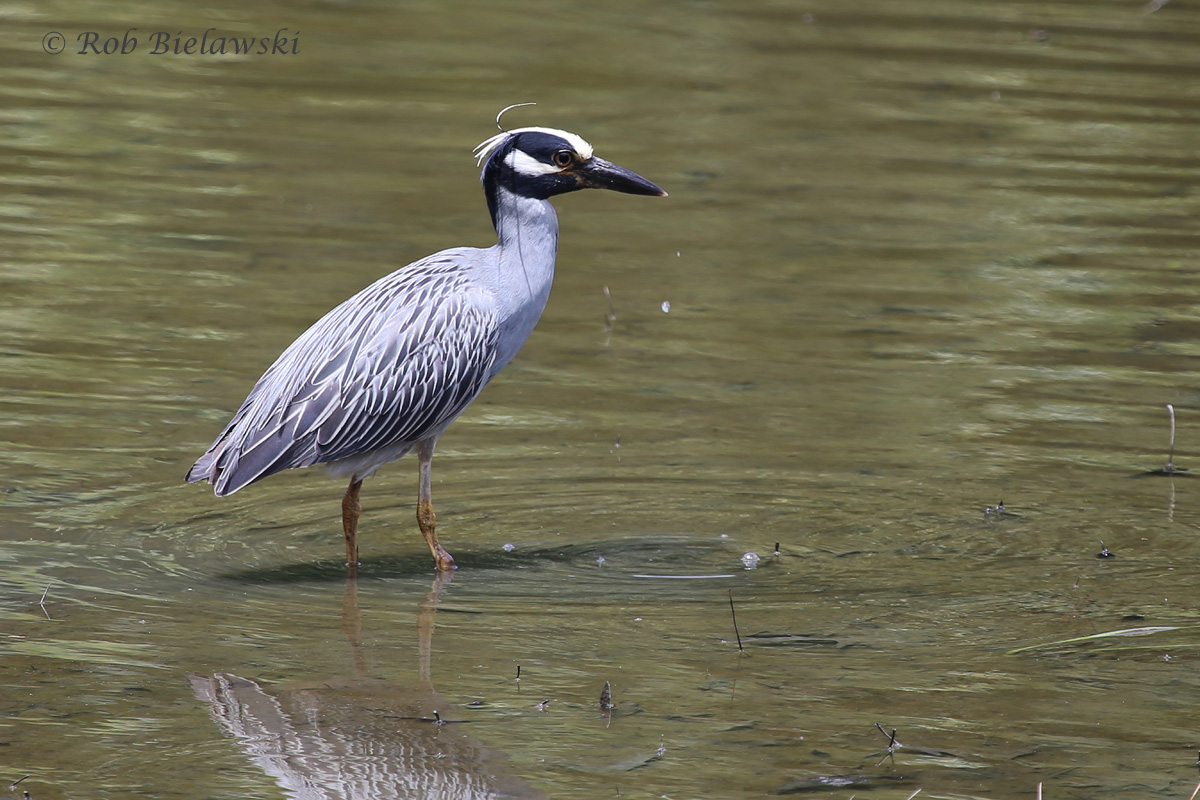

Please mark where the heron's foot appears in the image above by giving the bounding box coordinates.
[343,529,361,572]
[417,499,454,570]
[434,546,456,572]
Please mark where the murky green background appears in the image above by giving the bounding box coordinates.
[3,1,1200,798]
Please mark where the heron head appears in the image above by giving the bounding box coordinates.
[474,127,667,200]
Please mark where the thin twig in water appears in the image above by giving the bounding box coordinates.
[905,790,922,800]
[875,722,901,752]
[39,584,51,619]
[728,589,745,653]
[10,776,29,791]
[1144,404,1187,475]
[1166,404,1177,472]
[1187,778,1200,800]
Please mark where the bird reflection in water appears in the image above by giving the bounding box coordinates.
[190,575,547,800]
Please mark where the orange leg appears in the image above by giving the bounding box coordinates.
[416,439,455,571]
[342,477,363,576]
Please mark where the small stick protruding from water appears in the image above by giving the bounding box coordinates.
[728,589,745,653]
[875,722,901,753]
[873,722,902,766]
[38,584,50,619]
[432,709,444,725]
[600,681,615,711]
[773,541,781,557]
[603,286,616,332]
[1144,404,1187,475]
[11,776,29,791]
[1166,404,1177,472]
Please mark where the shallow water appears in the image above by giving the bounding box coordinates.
[3,1,1200,798]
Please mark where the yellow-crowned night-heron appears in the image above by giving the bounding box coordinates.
[187,122,666,573]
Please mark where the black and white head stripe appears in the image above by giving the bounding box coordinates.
[473,124,664,229]
[473,126,594,172]
[473,127,598,221]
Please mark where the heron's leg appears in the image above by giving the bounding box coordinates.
[342,477,363,576]
[416,439,455,571]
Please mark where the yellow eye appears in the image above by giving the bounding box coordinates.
[552,150,574,168]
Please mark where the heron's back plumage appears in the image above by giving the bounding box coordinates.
[187,248,502,496]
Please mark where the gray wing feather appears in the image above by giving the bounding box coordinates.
[187,250,501,496]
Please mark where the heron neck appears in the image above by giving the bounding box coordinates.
[491,185,559,256]
[491,185,559,299]
[485,185,560,372]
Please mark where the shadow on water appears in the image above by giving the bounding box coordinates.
[191,573,550,800]
[217,535,735,584]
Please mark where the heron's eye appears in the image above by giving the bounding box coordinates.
[552,150,574,168]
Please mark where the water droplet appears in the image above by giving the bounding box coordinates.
[661,300,670,313]
[741,552,761,569]
[502,543,515,552]
[597,555,606,566]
